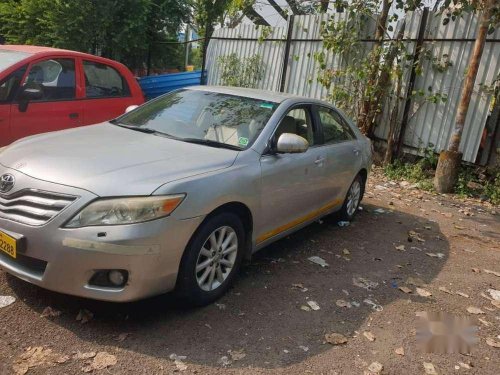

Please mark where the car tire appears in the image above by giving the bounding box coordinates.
[175,212,245,306]
[339,174,364,222]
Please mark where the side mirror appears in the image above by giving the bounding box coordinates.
[125,105,139,113]
[276,133,309,154]
[18,87,43,113]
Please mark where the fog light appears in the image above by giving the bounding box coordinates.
[89,269,128,288]
[108,270,126,286]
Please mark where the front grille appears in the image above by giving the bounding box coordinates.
[0,189,77,226]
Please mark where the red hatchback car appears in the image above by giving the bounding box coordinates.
[0,45,144,147]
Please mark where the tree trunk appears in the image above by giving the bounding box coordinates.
[434,0,495,193]
[369,19,406,139]
[358,0,391,135]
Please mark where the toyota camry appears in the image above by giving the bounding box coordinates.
[0,86,372,306]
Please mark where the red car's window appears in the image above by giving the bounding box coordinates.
[83,60,130,99]
[21,58,76,101]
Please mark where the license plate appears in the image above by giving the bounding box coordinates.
[0,230,16,259]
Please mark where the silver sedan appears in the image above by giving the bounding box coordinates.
[0,86,372,305]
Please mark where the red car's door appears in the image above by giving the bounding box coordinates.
[10,57,83,141]
[81,59,140,124]
[0,65,27,147]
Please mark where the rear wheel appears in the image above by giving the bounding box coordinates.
[339,174,364,221]
[175,212,245,306]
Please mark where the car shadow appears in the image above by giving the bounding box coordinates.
[6,203,450,369]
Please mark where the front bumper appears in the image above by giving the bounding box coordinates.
[0,168,204,302]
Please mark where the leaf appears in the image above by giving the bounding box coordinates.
[114,333,130,342]
[399,286,412,294]
[367,362,383,374]
[438,286,453,294]
[484,269,500,277]
[325,333,348,345]
[485,337,500,348]
[0,295,16,308]
[228,349,246,361]
[307,301,320,311]
[41,306,61,318]
[466,306,484,315]
[336,299,351,308]
[423,362,438,375]
[395,347,405,356]
[76,309,93,324]
[416,288,432,297]
[363,331,376,342]
[81,352,117,373]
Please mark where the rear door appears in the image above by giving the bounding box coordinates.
[10,57,83,141]
[314,105,362,202]
[81,59,138,124]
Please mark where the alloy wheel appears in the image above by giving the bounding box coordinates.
[346,180,361,217]
[195,226,238,291]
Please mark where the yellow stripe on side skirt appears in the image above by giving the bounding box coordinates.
[256,198,342,244]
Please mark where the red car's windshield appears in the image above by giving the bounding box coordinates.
[0,50,31,72]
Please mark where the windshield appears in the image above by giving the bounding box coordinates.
[116,89,278,149]
[0,50,31,71]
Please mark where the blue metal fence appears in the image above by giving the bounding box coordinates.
[138,70,205,100]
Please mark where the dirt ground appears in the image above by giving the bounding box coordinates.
[0,168,499,375]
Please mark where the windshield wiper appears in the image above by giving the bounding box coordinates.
[112,122,174,137]
[180,138,242,151]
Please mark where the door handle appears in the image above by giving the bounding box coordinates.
[69,113,79,119]
[314,157,325,165]
[353,149,360,155]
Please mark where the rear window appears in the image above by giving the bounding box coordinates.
[0,50,31,71]
[83,60,130,98]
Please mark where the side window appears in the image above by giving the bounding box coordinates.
[21,59,76,101]
[83,61,130,98]
[318,107,355,144]
[274,107,315,146]
[0,65,27,103]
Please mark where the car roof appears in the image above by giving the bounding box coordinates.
[188,85,313,104]
[0,45,69,54]
[0,45,125,67]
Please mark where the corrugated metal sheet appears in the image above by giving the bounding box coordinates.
[207,11,500,163]
[375,10,500,162]
[139,70,204,99]
[206,24,286,91]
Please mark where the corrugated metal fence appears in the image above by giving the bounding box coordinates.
[139,70,204,100]
[206,10,499,163]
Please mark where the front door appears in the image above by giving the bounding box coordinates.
[0,65,27,146]
[258,106,329,244]
[10,58,83,141]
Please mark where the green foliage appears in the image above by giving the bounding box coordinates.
[384,146,500,204]
[455,168,500,204]
[484,173,500,205]
[0,0,189,70]
[217,53,264,88]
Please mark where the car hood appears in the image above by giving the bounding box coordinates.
[0,124,239,196]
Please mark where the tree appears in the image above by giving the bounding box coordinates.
[434,0,498,192]
[0,0,189,71]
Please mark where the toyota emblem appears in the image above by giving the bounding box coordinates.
[0,173,15,193]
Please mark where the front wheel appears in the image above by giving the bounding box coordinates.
[175,212,245,306]
[339,174,364,221]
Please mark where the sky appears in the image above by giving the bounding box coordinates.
[247,0,440,29]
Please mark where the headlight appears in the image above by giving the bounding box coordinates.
[65,195,185,228]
